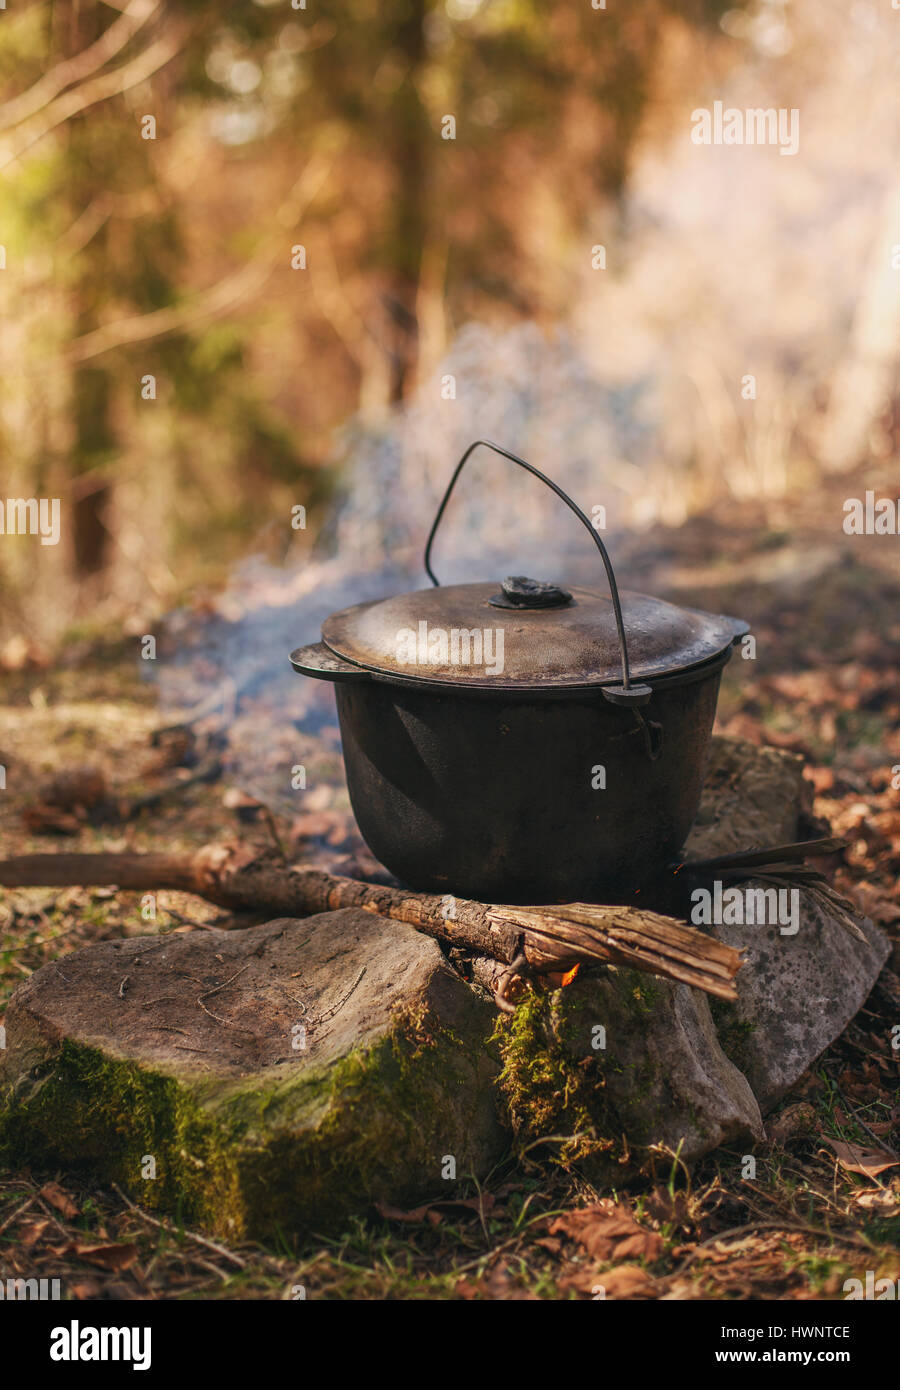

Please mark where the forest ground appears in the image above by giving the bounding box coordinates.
[1,469,899,1301]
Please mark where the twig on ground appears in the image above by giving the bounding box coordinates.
[110,1184,248,1269]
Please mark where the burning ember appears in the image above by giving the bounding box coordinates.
[544,963,582,989]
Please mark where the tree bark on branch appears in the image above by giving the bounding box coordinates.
[0,843,742,1000]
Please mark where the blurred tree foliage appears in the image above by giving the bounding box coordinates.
[0,0,732,645]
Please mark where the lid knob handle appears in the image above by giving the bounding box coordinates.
[489,576,573,610]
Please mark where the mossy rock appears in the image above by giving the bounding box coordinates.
[492,968,764,1174]
[0,910,506,1239]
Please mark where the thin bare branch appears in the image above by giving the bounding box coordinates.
[0,0,162,136]
[0,19,190,173]
[66,155,334,363]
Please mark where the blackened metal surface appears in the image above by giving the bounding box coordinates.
[333,666,724,903]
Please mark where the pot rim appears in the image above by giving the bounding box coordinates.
[290,636,737,700]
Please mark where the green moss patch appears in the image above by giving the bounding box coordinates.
[491,984,619,1175]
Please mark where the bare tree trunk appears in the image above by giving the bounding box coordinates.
[384,0,427,402]
[63,0,114,576]
[71,364,113,574]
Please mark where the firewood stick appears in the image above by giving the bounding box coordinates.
[679,835,846,873]
[0,846,742,1000]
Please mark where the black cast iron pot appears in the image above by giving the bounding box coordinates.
[291,440,748,904]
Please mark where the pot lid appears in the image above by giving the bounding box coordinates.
[320,577,748,693]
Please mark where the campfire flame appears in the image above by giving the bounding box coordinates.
[560,963,581,987]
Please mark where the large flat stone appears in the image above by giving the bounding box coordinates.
[0,909,505,1239]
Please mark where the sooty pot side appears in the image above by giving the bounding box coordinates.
[332,669,723,905]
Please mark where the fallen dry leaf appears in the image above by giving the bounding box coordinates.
[38,1182,80,1219]
[558,1263,655,1299]
[22,804,85,834]
[290,811,354,844]
[851,1187,900,1213]
[598,1265,657,1299]
[822,1138,900,1178]
[375,1195,494,1225]
[549,1200,663,1263]
[615,1232,662,1260]
[69,1242,139,1272]
[70,1280,104,1300]
[18,1219,50,1249]
[767,1102,818,1145]
[222,787,267,820]
[862,1118,898,1136]
[660,1276,704,1301]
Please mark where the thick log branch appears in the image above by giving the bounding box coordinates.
[0,845,742,1000]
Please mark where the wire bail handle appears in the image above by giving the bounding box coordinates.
[424,439,652,707]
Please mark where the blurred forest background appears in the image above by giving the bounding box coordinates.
[1,0,899,657]
[2,0,900,1306]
